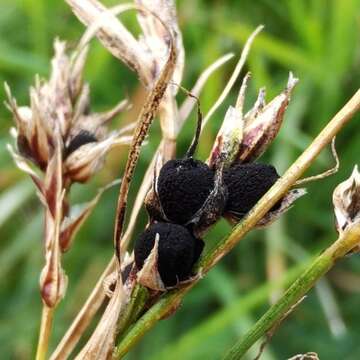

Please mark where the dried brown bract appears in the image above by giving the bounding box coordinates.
[209,72,299,168]
[333,165,360,241]
[207,72,304,226]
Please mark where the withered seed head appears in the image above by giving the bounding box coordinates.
[333,165,360,234]
[134,222,203,287]
[5,40,131,185]
[224,163,280,218]
[65,130,98,158]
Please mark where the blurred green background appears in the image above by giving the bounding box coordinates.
[1,0,360,359]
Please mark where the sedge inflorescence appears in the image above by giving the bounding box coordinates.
[135,114,284,290]
[135,50,302,291]
[136,158,280,289]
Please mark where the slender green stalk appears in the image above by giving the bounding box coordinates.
[113,89,360,359]
[114,287,189,359]
[152,261,309,360]
[117,284,150,338]
[223,223,360,360]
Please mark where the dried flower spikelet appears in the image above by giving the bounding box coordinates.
[68,0,184,141]
[208,73,302,227]
[5,38,131,183]
[64,132,131,183]
[288,352,320,360]
[134,223,204,290]
[135,0,184,85]
[238,72,298,163]
[135,0,185,141]
[208,71,248,169]
[208,72,297,169]
[333,165,360,236]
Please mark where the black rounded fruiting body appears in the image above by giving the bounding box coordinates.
[157,158,214,224]
[134,222,204,287]
[64,130,97,158]
[224,163,280,218]
[146,106,227,232]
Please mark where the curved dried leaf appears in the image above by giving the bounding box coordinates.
[113,19,177,260]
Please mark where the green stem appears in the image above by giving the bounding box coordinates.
[113,288,188,359]
[117,284,149,338]
[113,89,360,359]
[152,260,309,360]
[223,223,360,360]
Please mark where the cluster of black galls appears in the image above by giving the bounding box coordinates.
[134,154,280,288]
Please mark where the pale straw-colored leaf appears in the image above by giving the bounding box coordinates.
[113,10,177,260]
[179,53,234,126]
[60,179,121,252]
[202,25,264,129]
[50,257,117,360]
[69,43,89,99]
[72,83,91,124]
[66,0,153,84]
[74,273,127,360]
[92,98,131,126]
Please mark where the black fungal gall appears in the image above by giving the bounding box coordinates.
[65,130,97,157]
[224,163,280,218]
[146,102,227,230]
[134,222,204,287]
[157,158,214,224]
